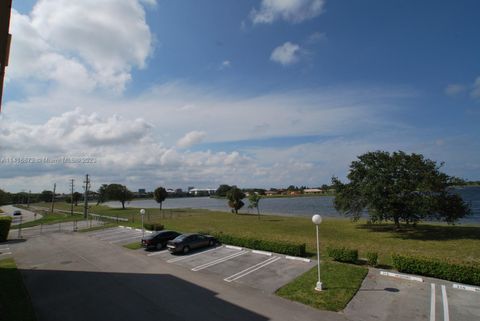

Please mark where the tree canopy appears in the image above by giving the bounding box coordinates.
[105,184,133,209]
[226,187,245,214]
[0,188,10,206]
[154,187,168,210]
[40,190,53,203]
[96,184,108,205]
[216,184,232,197]
[248,193,262,218]
[332,151,471,228]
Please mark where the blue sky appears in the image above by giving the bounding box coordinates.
[1,0,479,193]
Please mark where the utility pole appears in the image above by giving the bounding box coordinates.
[83,174,90,219]
[70,179,75,216]
[51,183,56,213]
[0,0,13,112]
[27,190,31,208]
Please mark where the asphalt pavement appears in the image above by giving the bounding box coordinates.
[0,205,42,224]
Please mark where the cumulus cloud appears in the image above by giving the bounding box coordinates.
[250,0,326,24]
[219,60,231,70]
[8,0,153,93]
[270,42,301,65]
[177,131,207,148]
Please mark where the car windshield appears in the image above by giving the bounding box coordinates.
[173,234,189,241]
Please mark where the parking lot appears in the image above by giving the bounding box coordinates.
[87,227,315,293]
[0,244,12,259]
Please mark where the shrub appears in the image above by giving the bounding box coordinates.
[207,232,306,257]
[0,216,12,242]
[327,247,358,263]
[392,254,480,286]
[366,252,378,267]
[143,223,164,231]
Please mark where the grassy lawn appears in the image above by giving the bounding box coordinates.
[32,202,480,266]
[277,261,368,311]
[0,258,36,321]
[123,242,143,250]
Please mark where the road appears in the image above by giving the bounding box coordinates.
[0,205,42,224]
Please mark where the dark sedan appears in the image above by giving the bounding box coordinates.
[167,233,218,254]
[141,230,181,251]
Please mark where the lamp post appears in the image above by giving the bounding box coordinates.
[312,214,323,291]
[140,209,145,238]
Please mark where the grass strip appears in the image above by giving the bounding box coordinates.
[123,242,143,250]
[276,261,367,311]
[0,258,36,321]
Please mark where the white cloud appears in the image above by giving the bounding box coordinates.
[471,77,480,100]
[445,83,466,96]
[177,131,207,148]
[270,42,301,65]
[219,60,231,70]
[7,0,153,93]
[250,0,326,24]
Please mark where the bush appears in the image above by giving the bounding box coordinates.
[392,254,480,286]
[143,223,164,231]
[327,247,358,263]
[366,252,378,267]
[0,216,12,242]
[207,232,306,257]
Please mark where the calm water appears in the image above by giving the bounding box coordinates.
[106,186,480,224]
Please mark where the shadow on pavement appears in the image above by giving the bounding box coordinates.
[20,269,269,321]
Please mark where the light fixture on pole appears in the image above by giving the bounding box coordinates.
[312,214,323,291]
[140,208,146,238]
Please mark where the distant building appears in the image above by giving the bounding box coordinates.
[138,189,146,194]
[303,188,323,194]
[189,188,216,196]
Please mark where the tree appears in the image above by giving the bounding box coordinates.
[154,187,168,210]
[248,193,262,219]
[216,184,232,197]
[0,189,10,205]
[40,190,53,203]
[332,151,471,228]
[226,187,245,214]
[96,184,108,205]
[105,184,133,209]
[72,192,82,206]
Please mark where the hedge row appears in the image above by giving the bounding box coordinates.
[326,247,359,263]
[143,223,164,231]
[392,254,480,286]
[0,216,12,242]
[208,232,306,257]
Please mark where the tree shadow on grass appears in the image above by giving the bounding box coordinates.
[356,223,480,241]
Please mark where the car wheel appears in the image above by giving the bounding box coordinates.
[183,246,190,254]
[156,243,163,250]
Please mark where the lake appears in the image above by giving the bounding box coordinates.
[105,186,480,224]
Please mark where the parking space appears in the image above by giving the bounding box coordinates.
[0,245,12,258]
[344,269,480,321]
[146,244,315,293]
[86,226,152,245]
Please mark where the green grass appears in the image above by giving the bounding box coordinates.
[276,261,368,311]
[32,202,480,266]
[0,258,36,321]
[123,242,143,250]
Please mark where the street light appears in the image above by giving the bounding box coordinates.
[312,214,323,291]
[140,208,145,238]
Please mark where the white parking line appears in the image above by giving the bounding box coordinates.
[441,285,450,321]
[147,249,169,256]
[224,256,281,282]
[167,247,222,263]
[191,251,248,272]
[108,234,142,244]
[0,247,9,251]
[0,252,12,256]
[430,283,436,321]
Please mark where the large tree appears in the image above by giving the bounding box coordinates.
[105,184,133,209]
[96,184,108,205]
[40,190,53,203]
[332,151,471,228]
[72,192,82,206]
[216,184,232,197]
[0,188,10,205]
[154,187,168,210]
[226,187,245,214]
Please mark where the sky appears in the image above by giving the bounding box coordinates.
[0,0,479,193]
